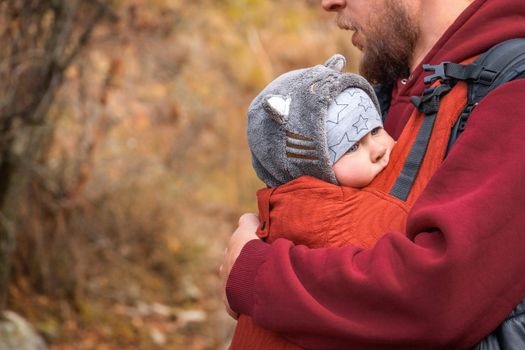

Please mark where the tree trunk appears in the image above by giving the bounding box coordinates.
[0,0,115,314]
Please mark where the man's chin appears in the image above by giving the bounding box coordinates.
[357,32,414,85]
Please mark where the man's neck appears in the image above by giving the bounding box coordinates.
[410,0,474,71]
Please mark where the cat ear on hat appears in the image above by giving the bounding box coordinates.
[323,54,346,72]
[263,94,290,125]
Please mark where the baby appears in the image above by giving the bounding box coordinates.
[248,54,394,189]
[230,54,405,350]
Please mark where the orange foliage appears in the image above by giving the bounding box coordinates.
[6,0,362,348]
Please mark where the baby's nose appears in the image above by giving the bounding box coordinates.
[370,142,387,162]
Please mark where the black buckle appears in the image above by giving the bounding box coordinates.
[411,84,452,115]
[424,62,499,86]
[423,62,452,84]
[475,67,498,85]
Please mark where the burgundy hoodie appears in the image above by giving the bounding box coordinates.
[227,0,525,349]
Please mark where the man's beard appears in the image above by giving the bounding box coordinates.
[359,1,419,86]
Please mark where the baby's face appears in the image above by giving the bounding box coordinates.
[332,127,395,188]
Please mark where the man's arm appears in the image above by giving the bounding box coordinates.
[223,80,525,350]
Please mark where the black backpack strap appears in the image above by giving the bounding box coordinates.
[446,38,525,153]
[390,38,525,201]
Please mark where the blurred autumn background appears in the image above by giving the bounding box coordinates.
[0,0,360,349]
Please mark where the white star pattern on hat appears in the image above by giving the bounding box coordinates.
[328,133,359,164]
[358,95,374,111]
[326,89,360,125]
[352,114,369,134]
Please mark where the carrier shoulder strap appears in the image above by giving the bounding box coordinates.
[390,38,525,201]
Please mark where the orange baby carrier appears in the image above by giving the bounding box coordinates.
[230,76,468,349]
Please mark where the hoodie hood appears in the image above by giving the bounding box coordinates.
[385,0,525,138]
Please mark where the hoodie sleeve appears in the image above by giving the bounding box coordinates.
[226,79,525,350]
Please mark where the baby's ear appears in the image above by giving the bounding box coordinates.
[323,54,346,72]
[264,94,290,125]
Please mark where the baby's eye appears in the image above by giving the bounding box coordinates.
[347,143,359,153]
[371,127,382,135]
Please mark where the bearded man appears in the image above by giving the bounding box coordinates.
[221,0,525,348]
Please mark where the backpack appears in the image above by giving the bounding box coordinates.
[378,38,525,350]
[382,38,525,201]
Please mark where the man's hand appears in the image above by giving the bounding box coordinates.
[220,213,260,319]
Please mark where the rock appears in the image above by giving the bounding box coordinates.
[149,327,166,346]
[134,301,172,318]
[176,309,207,326]
[150,303,171,317]
[0,311,47,350]
[181,276,202,301]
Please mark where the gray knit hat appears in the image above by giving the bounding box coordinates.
[247,54,382,187]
